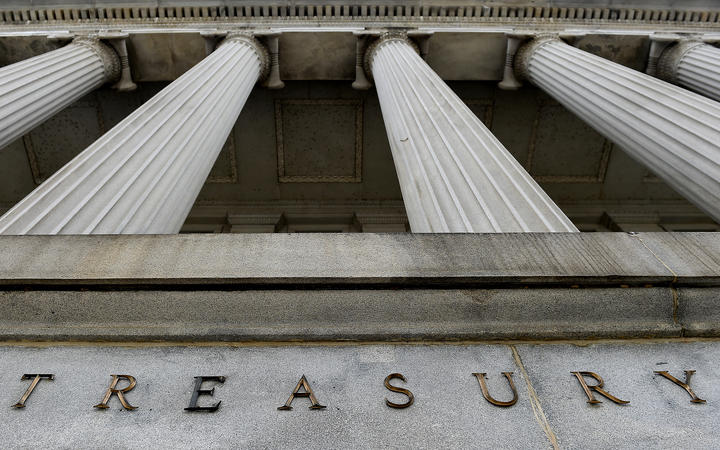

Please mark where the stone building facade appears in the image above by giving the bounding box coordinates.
[0,0,718,447]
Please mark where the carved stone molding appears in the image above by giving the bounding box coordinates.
[225,32,271,82]
[2,3,720,29]
[98,32,138,91]
[351,32,374,90]
[497,33,531,90]
[514,34,558,82]
[645,34,678,76]
[256,31,284,89]
[363,31,420,80]
[656,40,706,83]
[72,37,121,82]
[656,40,720,101]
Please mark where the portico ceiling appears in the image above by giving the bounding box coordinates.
[0,78,704,228]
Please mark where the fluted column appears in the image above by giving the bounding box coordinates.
[0,37,120,150]
[0,34,268,235]
[516,37,720,223]
[658,41,720,102]
[365,34,577,232]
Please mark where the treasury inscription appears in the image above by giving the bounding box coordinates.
[0,342,718,449]
[5,368,708,411]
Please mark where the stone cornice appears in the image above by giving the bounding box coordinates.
[2,2,720,32]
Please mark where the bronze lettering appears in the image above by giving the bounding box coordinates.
[185,376,226,412]
[94,375,137,410]
[384,373,414,409]
[277,375,326,410]
[472,372,518,407]
[12,374,54,408]
[571,371,629,405]
[654,370,706,403]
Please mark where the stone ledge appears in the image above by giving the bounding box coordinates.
[1,0,719,28]
[634,233,720,285]
[0,233,694,287]
[0,233,717,341]
[0,287,682,342]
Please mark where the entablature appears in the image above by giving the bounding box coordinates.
[3,0,720,31]
[2,2,720,82]
[1,30,718,82]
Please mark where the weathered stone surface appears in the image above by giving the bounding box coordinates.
[0,233,717,341]
[0,341,719,448]
[0,233,675,286]
[0,287,680,342]
[634,232,720,284]
[676,287,720,337]
[519,341,720,449]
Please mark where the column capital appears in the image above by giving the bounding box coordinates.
[72,36,121,83]
[657,40,706,84]
[514,35,561,83]
[220,33,271,82]
[363,31,419,79]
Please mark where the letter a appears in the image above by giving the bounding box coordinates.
[277,375,326,410]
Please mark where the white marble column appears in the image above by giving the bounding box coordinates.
[0,34,268,235]
[657,41,720,102]
[516,36,720,223]
[366,33,576,232]
[0,37,120,150]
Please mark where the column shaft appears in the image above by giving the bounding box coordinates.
[368,36,576,232]
[0,38,119,149]
[0,35,267,234]
[658,42,720,102]
[518,37,720,222]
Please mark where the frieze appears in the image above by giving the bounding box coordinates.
[2,3,720,29]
